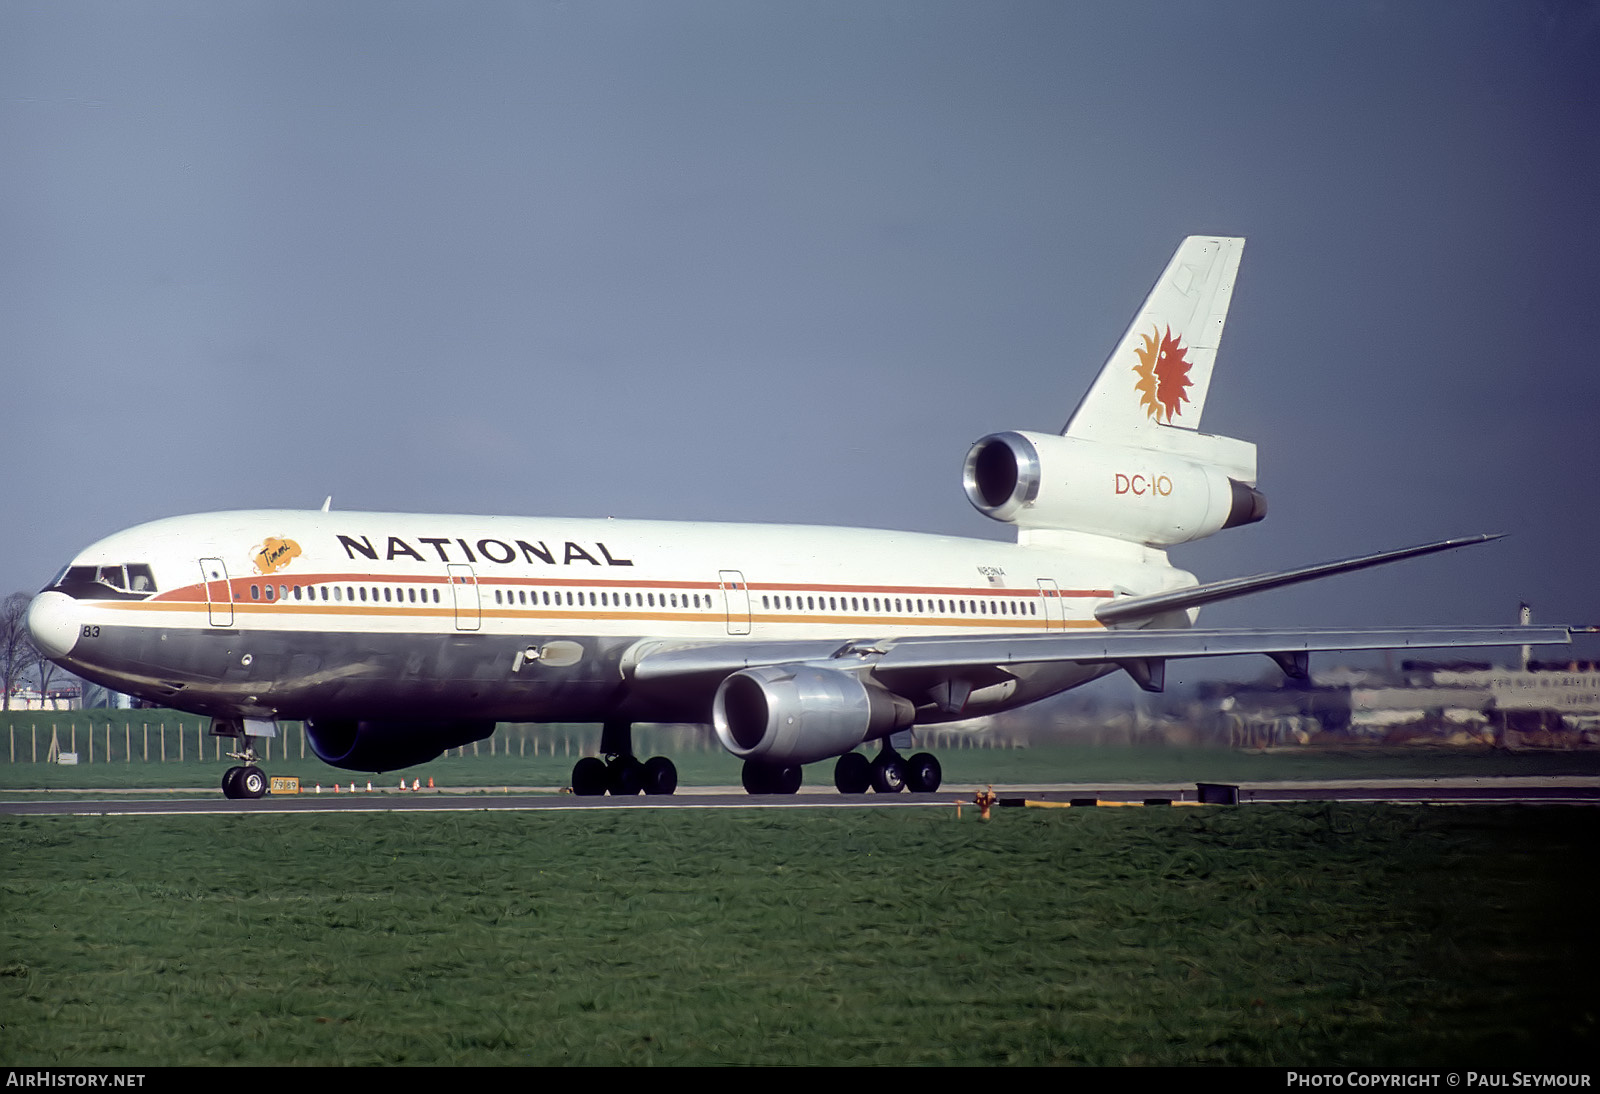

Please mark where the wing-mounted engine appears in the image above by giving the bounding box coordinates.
[712,663,915,767]
[306,718,495,772]
[962,430,1265,545]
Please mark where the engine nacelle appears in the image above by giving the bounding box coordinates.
[305,718,495,772]
[962,430,1266,545]
[712,664,915,767]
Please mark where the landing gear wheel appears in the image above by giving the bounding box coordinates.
[741,761,800,795]
[221,766,243,799]
[906,753,942,794]
[642,756,678,795]
[871,754,907,794]
[572,757,608,796]
[608,757,644,796]
[834,752,871,794]
[238,765,267,799]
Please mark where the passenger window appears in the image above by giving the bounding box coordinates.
[251,585,260,600]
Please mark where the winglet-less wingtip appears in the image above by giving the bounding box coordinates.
[1095,534,1506,626]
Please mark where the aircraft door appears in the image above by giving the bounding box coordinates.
[448,564,480,631]
[1036,578,1063,632]
[719,570,751,635]
[199,559,232,626]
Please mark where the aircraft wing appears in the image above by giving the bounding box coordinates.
[630,624,1574,691]
[1094,534,1503,626]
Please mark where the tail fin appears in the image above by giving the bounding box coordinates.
[962,235,1263,544]
[1064,236,1244,446]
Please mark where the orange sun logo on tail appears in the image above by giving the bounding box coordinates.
[1132,325,1193,423]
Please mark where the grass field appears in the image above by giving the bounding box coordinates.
[2,805,1595,1066]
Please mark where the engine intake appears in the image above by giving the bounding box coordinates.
[712,664,915,767]
[963,430,1265,544]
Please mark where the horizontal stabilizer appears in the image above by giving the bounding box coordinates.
[1094,534,1504,626]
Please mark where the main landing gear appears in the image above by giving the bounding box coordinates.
[741,760,802,795]
[571,721,678,797]
[743,746,944,796]
[832,747,942,795]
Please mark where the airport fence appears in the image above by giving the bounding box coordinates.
[0,709,1025,768]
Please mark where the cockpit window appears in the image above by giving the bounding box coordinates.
[50,563,158,599]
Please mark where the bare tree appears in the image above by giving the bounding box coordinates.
[34,651,61,707]
[2,592,39,712]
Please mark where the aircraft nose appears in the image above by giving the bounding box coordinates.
[26,591,80,661]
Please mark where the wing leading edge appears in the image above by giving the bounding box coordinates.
[632,625,1574,687]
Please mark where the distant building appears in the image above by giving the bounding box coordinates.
[5,683,82,711]
[1201,660,1600,748]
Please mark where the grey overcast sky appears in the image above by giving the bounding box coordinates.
[4,2,1598,655]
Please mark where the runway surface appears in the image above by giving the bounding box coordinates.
[2,777,1596,815]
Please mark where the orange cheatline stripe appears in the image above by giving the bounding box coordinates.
[97,599,1105,630]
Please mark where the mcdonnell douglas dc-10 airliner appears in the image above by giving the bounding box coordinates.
[25,237,1573,798]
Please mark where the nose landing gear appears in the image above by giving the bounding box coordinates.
[222,763,267,799]
[212,718,269,799]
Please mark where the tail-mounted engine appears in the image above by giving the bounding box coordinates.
[962,430,1266,545]
[713,664,915,767]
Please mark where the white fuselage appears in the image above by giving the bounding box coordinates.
[30,509,1194,725]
